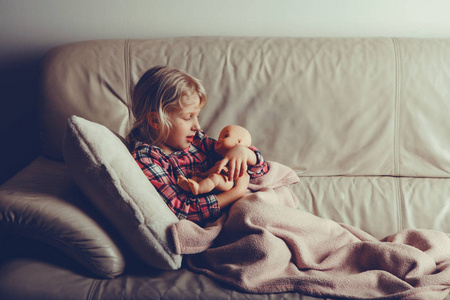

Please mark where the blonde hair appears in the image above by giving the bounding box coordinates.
[127,66,207,149]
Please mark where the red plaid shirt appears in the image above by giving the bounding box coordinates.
[132,130,268,223]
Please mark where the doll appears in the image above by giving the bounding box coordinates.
[177,125,252,196]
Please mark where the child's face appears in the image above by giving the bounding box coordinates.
[160,92,202,154]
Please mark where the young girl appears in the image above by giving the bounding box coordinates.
[127,66,268,223]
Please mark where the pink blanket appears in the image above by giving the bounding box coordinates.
[170,162,450,299]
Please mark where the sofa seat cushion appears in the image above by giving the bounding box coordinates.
[293,176,450,239]
[0,253,320,300]
[62,115,182,270]
[0,156,125,278]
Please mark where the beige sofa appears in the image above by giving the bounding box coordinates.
[1,37,450,299]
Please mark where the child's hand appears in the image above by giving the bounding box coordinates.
[217,145,249,180]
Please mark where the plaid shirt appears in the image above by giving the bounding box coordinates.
[132,130,268,223]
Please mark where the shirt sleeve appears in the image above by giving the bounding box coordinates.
[133,151,220,223]
[191,130,220,160]
[247,146,269,178]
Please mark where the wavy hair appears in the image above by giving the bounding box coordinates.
[127,66,207,149]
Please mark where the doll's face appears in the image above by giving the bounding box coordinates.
[215,125,251,156]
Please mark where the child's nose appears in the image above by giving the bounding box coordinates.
[192,119,201,131]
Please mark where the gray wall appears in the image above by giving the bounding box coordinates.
[1,0,450,183]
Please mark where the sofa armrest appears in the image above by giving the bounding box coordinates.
[0,156,126,278]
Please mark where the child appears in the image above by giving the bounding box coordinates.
[177,125,252,196]
[128,66,268,223]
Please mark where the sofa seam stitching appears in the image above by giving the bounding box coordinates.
[394,177,403,232]
[392,37,403,231]
[124,39,133,132]
[86,278,100,300]
[392,37,401,176]
[124,39,131,104]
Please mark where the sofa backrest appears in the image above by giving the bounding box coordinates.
[39,37,450,178]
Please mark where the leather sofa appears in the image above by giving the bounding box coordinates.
[1,37,450,299]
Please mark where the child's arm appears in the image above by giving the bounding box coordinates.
[134,151,220,222]
[246,146,269,178]
[216,174,250,208]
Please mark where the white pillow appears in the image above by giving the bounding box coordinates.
[62,115,182,270]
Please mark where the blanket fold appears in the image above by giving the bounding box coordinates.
[170,162,450,300]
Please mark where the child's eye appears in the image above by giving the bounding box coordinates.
[182,114,199,121]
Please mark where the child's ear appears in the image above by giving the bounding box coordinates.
[147,112,160,129]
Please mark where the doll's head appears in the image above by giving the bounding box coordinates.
[126,66,206,147]
[214,125,252,156]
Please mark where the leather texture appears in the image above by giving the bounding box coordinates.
[0,255,315,300]
[292,176,450,239]
[1,37,450,299]
[39,37,450,177]
[0,157,126,278]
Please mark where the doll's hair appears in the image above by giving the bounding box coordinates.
[126,66,207,148]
